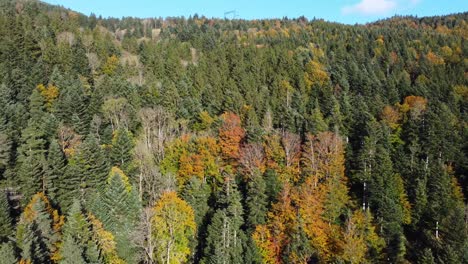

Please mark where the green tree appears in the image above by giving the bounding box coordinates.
[16,193,62,264]
[90,167,142,263]
[0,192,12,243]
[59,200,98,264]
[203,176,245,264]
[45,139,66,203]
[110,129,136,178]
[0,242,17,264]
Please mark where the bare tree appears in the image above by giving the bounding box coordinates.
[239,143,265,178]
[281,132,301,168]
[102,97,130,132]
[134,137,175,203]
[133,207,156,264]
[134,107,177,201]
[138,107,177,164]
[57,124,82,157]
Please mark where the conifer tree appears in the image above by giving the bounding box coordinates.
[181,177,211,261]
[0,242,17,264]
[203,176,245,264]
[80,133,109,192]
[59,200,95,264]
[90,167,141,263]
[59,235,86,264]
[0,192,12,242]
[110,129,136,178]
[57,158,83,211]
[45,139,66,202]
[16,193,63,264]
[245,174,268,230]
[17,89,49,202]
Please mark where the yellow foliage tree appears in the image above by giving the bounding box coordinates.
[341,210,384,264]
[88,213,125,264]
[102,55,120,75]
[304,60,330,91]
[37,83,59,110]
[152,191,196,264]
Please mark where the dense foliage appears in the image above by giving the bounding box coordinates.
[0,0,467,263]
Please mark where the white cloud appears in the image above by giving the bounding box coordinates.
[342,0,397,15]
[342,0,423,16]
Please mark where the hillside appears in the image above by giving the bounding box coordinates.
[0,0,467,263]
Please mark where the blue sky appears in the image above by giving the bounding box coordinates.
[42,0,468,24]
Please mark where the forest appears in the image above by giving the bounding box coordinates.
[0,0,467,263]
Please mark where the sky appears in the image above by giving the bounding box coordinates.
[41,0,468,24]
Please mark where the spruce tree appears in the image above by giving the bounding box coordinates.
[16,193,61,264]
[80,134,109,192]
[59,200,91,264]
[0,192,12,243]
[181,177,211,262]
[245,174,268,230]
[0,242,17,264]
[89,167,141,263]
[59,235,86,264]
[45,139,66,203]
[17,89,49,202]
[110,129,135,178]
[58,158,82,211]
[203,176,245,264]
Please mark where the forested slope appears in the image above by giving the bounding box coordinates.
[0,0,467,263]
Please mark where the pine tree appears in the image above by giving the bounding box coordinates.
[0,192,12,243]
[245,174,268,230]
[16,193,63,264]
[109,129,135,178]
[58,200,93,263]
[89,167,141,263]
[80,133,109,192]
[45,139,66,202]
[203,176,245,264]
[0,242,17,264]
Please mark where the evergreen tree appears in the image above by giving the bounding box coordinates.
[0,242,17,264]
[59,235,86,264]
[181,177,211,262]
[80,133,109,192]
[57,158,83,211]
[245,174,268,230]
[0,192,12,243]
[16,193,62,264]
[59,200,93,264]
[90,167,141,263]
[109,129,135,178]
[203,176,245,264]
[16,89,50,202]
[45,139,66,203]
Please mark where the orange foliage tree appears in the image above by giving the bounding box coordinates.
[219,112,245,163]
[16,193,64,263]
[253,184,296,264]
